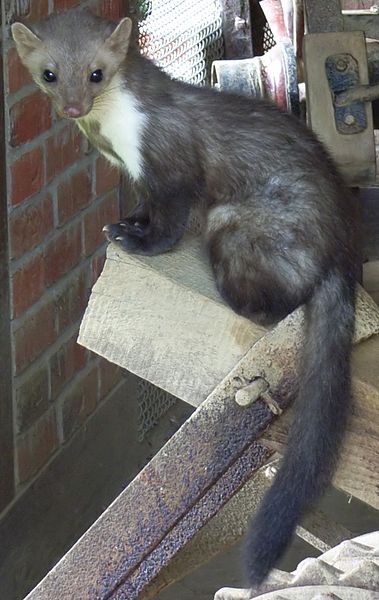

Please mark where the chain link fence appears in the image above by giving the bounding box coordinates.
[138,0,224,85]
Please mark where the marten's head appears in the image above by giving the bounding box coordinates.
[11,8,132,119]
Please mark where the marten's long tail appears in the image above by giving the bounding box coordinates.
[245,267,355,585]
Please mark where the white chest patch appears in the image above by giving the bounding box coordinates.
[81,84,147,181]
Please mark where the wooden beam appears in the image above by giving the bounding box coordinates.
[78,238,266,407]
[304,0,343,34]
[26,266,379,598]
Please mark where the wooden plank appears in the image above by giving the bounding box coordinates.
[79,232,379,507]
[343,13,379,41]
[363,259,379,304]
[304,31,376,184]
[78,238,266,407]
[260,334,379,509]
[304,0,343,33]
[29,275,379,599]
[27,240,379,598]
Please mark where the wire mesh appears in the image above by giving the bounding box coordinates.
[263,22,276,53]
[135,0,224,439]
[138,0,224,85]
[137,379,177,441]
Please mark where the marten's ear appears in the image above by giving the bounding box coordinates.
[104,17,133,60]
[11,22,42,64]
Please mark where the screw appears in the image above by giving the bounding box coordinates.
[265,465,278,479]
[344,114,356,125]
[234,16,247,30]
[336,58,348,71]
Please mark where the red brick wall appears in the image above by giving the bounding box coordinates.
[3,0,127,493]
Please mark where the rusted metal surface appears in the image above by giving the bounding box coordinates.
[110,443,272,599]
[138,458,281,600]
[326,53,369,134]
[24,332,290,599]
[25,286,379,599]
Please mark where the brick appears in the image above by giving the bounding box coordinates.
[99,0,124,19]
[95,156,120,196]
[15,366,50,434]
[17,410,58,485]
[50,334,87,400]
[54,0,80,11]
[44,224,82,286]
[14,302,55,374]
[45,125,82,182]
[10,90,51,147]
[55,270,90,334]
[12,253,45,317]
[7,0,49,23]
[57,168,92,225]
[7,47,33,94]
[99,358,123,400]
[83,192,120,256]
[61,366,99,441]
[10,195,54,260]
[10,146,44,206]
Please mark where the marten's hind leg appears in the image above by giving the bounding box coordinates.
[206,205,315,325]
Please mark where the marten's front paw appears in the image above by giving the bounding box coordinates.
[104,216,149,239]
[103,219,161,255]
[103,220,145,252]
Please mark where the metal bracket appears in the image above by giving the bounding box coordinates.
[303,30,376,184]
[326,53,368,135]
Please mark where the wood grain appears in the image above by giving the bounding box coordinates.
[261,342,379,509]
[79,238,379,508]
[79,238,266,407]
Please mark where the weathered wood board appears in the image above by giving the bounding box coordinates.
[78,237,266,407]
[26,235,378,600]
[259,310,379,509]
[79,237,379,507]
[260,373,379,509]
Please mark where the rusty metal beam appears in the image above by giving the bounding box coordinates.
[25,287,379,600]
[109,443,272,599]
[24,365,283,598]
[25,317,299,599]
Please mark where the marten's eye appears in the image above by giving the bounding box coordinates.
[43,70,57,83]
[90,69,103,83]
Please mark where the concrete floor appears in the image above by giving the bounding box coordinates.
[155,261,379,600]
